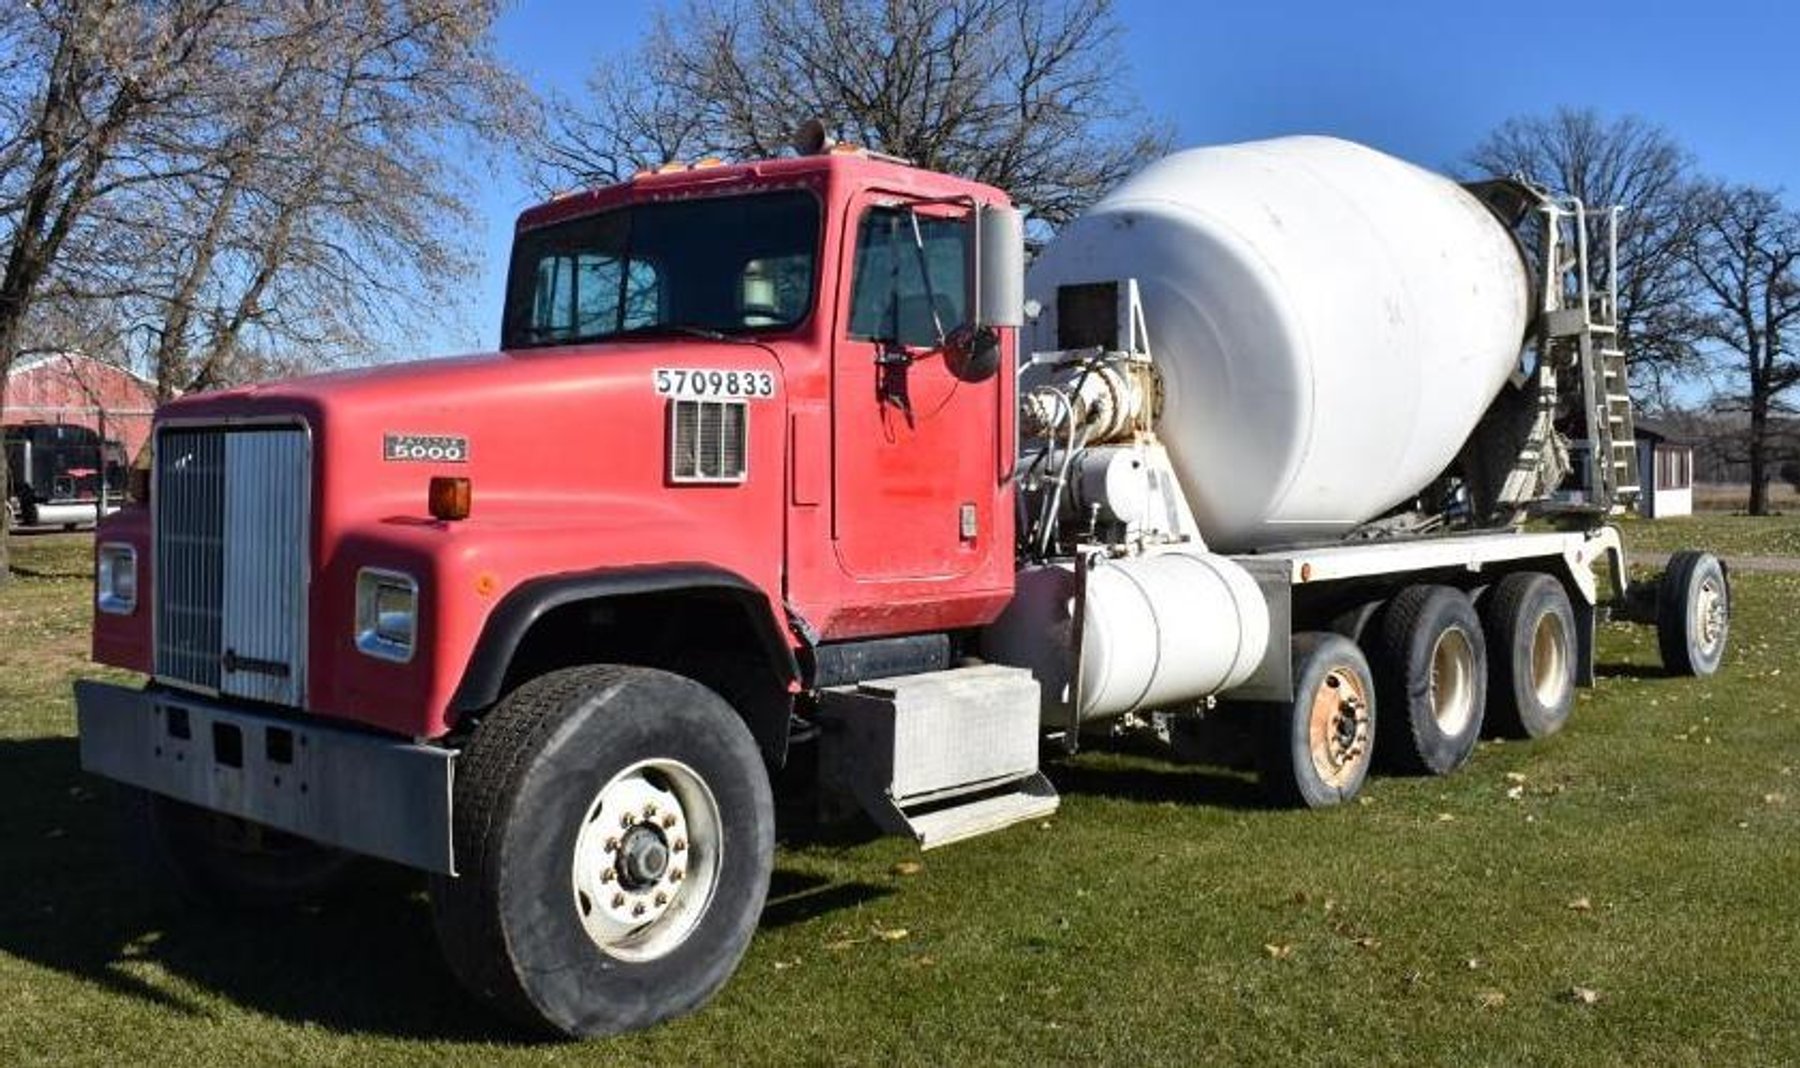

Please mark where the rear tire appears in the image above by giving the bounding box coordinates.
[1257,632,1376,808]
[1658,551,1729,677]
[1481,573,1577,739]
[1370,585,1487,775]
[430,665,775,1038]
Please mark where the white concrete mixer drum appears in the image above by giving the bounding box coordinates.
[1025,136,1533,551]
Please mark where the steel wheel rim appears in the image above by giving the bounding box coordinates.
[1429,627,1476,736]
[1530,609,1570,708]
[1694,576,1727,655]
[1307,665,1371,787]
[571,758,723,963]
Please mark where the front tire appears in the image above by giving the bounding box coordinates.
[126,788,361,909]
[1371,585,1488,775]
[431,665,774,1038]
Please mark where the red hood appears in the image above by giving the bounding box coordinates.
[155,340,789,528]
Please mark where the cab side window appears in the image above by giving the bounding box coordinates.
[848,207,968,348]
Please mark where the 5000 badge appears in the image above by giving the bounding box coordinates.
[383,433,469,463]
[654,368,776,400]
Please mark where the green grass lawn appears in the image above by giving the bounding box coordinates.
[1613,512,1800,559]
[3,529,1799,1066]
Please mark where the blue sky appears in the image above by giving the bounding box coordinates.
[435,0,1800,353]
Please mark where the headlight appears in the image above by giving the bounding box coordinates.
[355,568,418,662]
[96,543,137,615]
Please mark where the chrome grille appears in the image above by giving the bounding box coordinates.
[155,424,309,705]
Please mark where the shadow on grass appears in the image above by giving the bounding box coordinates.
[5,566,89,580]
[0,735,888,1043]
[1047,757,1267,810]
[1596,661,1674,680]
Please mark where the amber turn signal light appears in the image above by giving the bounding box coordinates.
[428,476,471,521]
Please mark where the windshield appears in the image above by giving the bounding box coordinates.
[503,190,821,349]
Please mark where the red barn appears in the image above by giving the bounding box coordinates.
[3,352,159,461]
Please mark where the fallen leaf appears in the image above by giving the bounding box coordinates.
[1567,897,1593,912]
[1264,943,1294,960]
[876,927,909,942]
[1475,990,1507,1010]
[892,861,924,877]
[1568,986,1601,1005]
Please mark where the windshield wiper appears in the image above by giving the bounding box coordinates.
[607,323,735,342]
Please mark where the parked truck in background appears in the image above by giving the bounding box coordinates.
[74,132,1731,1038]
[4,422,126,530]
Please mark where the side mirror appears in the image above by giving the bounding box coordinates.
[971,203,1024,330]
[949,203,1023,383]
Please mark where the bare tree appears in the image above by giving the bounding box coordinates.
[0,1,526,575]
[539,0,1168,227]
[1466,109,1703,410]
[1683,182,1800,515]
[0,0,230,578]
[60,1,525,400]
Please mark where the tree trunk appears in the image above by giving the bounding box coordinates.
[1748,399,1770,516]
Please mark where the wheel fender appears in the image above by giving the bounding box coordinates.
[448,565,801,763]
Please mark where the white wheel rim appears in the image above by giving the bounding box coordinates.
[1693,576,1726,655]
[570,758,722,963]
[1429,627,1476,736]
[1530,610,1570,708]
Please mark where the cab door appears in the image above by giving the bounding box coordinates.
[830,193,1003,583]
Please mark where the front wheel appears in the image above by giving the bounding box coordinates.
[431,665,774,1038]
[125,788,361,909]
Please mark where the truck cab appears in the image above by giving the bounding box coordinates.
[4,422,126,529]
[78,145,1031,1037]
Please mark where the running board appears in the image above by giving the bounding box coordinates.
[819,665,1059,849]
[862,771,1059,849]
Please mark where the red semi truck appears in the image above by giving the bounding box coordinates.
[77,136,1729,1038]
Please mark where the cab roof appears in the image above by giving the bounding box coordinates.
[515,150,1011,232]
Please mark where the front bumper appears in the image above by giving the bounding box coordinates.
[76,681,456,874]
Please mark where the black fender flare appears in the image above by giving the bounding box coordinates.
[448,564,801,761]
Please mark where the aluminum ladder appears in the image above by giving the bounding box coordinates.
[1539,197,1640,511]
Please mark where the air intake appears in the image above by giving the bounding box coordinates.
[668,399,748,483]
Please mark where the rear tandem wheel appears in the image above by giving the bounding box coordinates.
[1257,631,1376,808]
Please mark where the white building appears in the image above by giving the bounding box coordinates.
[1634,421,1693,518]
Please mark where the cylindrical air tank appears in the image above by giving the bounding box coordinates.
[983,550,1270,725]
[1025,135,1532,551]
